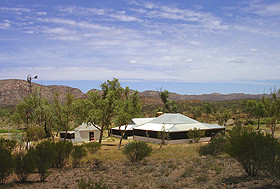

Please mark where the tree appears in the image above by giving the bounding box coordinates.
[187,127,205,143]
[245,99,266,130]
[73,79,120,143]
[0,139,15,184]
[32,140,55,181]
[262,91,280,137]
[11,89,53,140]
[52,92,74,141]
[14,150,35,182]
[159,90,178,113]
[216,111,231,126]
[203,102,213,122]
[193,106,203,119]
[115,88,142,149]
[11,91,41,128]
[226,125,278,176]
[157,125,171,149]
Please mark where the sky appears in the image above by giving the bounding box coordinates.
[0,0,280,94]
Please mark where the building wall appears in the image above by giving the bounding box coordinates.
[133,129,225,140]
[133,135,211,144]
[60,130,101,143]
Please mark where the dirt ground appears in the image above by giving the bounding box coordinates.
[2,155,279,189]
[1,134,279,189]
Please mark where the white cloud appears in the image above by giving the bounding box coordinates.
[37,17,111,30]
[37,12,47,16]
[0,7,31,12]
[184,59,193,62]
[109,13,142,22]
[57,6,108,16]
[1,1,280,85]
[250,48,258,52]
[42,27,75,35]
[247,1,280,17]
[129,59,137,64]
[0,22,10,30]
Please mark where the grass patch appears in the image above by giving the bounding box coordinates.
[151,143,200,160]
[0,129,23,133]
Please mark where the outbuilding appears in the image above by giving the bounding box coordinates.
[60,122,101,143]
[133,113,225,144]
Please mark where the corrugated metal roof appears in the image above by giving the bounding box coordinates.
[112,117,156,131]
[132,117,156,125]
[149,113,198,124]
[135,113,225,132]
[74,122,100,131]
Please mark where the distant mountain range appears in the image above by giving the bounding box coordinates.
[0,79,266,108]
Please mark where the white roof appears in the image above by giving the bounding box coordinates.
[74,122,100,132]
[112,117,156,131]
[132,118,155,125]
[135,113,225,132]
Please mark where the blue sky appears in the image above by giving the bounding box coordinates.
[1,0,280,94]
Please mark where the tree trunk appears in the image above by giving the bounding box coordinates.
[272,119,277,137]
[99,126,104,143]
[118,125,127,150]
[107,126,111,137]
[257,117,260,130]
[47,122,55,142]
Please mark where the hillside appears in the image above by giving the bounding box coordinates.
[0,79,85,108]
[138,90,264,102]
[0,79,265,108]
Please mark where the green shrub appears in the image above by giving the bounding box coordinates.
[26,127,45,141]
[53,141,73,168]
[32,140,55,181]
[181,168,192,178]
[0,146,14,184]
[195,174,209,183]
[0,138,16,151]
[225,125,277,176]
[14,150,36,182]
[71,145,87,168]
[261,141,280,184]
[187,128,205,143]
[199,133,227,156]
[11,131,26,149]
[122,141,152,164]
[83,142,101,154]
[77,178,108,189]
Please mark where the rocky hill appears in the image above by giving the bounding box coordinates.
[0,79,85,108]
[138,90,264,102]
[0,79,265,108]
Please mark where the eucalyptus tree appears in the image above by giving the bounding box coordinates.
[254,101,266,130]
[74,78,131,144]
[216,111,231,126]
[159,90,178,113]
[11,89,50,129]
[262,91,280,137]
[193,106,203,119]
[203,102,213,122]
[115,88,142,149]
[52,92,75,141]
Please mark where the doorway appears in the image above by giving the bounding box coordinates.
[89,132,95,141]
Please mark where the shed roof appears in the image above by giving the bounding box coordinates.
[74,122,100,132]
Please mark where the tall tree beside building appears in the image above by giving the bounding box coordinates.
[159,90,178,113]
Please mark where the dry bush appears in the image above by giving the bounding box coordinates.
[122,141,152,164]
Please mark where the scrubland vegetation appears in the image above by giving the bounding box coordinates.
[1,79,280,188]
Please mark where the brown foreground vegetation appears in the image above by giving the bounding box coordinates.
[1,138,279,189]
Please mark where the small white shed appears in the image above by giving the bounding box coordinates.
[60,122,101,143]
